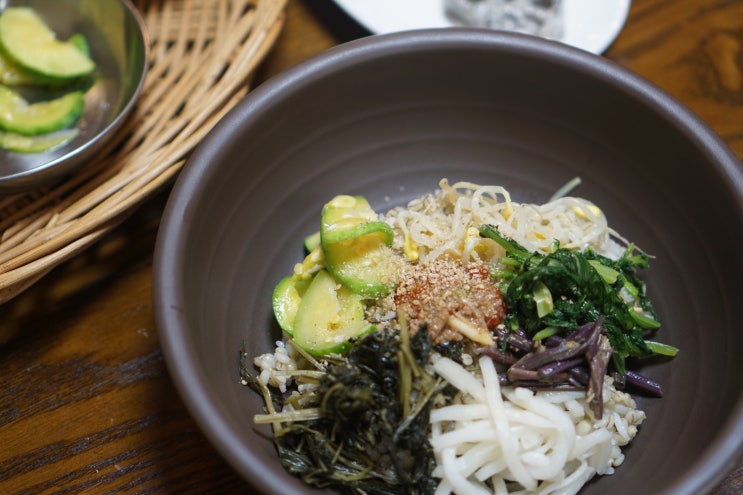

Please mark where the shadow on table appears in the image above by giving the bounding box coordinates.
[301,0,371,42]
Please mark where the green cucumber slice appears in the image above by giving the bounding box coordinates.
[322,195,378,225]
[303,231,321,252]
[272,275,312,336]
[0,31,91,87]
[0,127,78,153]
[68,33,91,58]
[320,194,401,297]
[0,52,35,86]
[324,219,393,245]
[0,85,84,136]
[0,7,95,81]
[323,233,401,298]
[293,269,374,356]
[321,195,393,245]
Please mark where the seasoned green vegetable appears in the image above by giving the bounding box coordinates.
[321,195,393,245]
[0,7,96,153]
[271,274,312,336]
[321,194,402,298]
[0,51,35,86]
[303,231,321,252]
[0,85,84,136]
[0,128,78,153]
[479,224,677,373]
[0,7,95,82]
[246,323,455,495]
[292,269,375,356]
[0,31,92,87]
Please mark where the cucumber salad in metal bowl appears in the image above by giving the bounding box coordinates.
[0,1,147,192]
[244,178,677,495]
[0,7,95,153]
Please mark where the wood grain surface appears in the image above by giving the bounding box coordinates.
[1,1,741,494]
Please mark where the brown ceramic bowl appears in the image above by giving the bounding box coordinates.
[153,29,743,495]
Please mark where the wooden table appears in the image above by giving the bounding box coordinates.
[1,0,741,493]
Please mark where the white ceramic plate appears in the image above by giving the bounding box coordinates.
[332,0,631,54]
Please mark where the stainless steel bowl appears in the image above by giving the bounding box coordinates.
[0,0,149,193]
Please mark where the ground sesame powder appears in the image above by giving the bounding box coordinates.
[393,258,505,345]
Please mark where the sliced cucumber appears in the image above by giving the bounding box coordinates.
[0,85,84,136]
[0,127,78,153]
[323,233,401,298]
[0,31,92,87]
[293,269,374,357]
[272,275,312,336]
[321,195,393,245]
[303,231,321,252]
[0,7,95,82]
[0,52,35,86]
[325,220,393,245]
[320,194,401,298]
[322,195,378,224]
[68,33,91,58]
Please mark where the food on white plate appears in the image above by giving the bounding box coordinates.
[444,0,564,39]
[244,178,677,495]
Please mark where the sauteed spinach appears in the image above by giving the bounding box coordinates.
[479,224,677,374]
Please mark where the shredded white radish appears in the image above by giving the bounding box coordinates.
[430,356,645,495]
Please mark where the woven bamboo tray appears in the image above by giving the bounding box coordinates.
[0,0,287,304]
